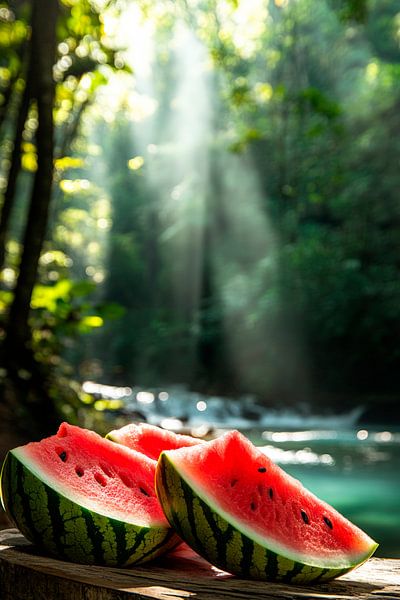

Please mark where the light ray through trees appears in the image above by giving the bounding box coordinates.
[92,1,310,399]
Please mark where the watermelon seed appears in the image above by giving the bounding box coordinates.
[120,472,133,488]
[58,450,67,462]
[230,479,238,487]
[324,516,333,529]
[140,487,150,497]
[258,467,267,473]
[94,473,107,487]
[250,501,257,511]
[100,463,114,478]
[75,466,84,477]
[269,488,273,499]
[301,510,309,524]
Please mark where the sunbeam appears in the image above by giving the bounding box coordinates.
[87,0,311,398]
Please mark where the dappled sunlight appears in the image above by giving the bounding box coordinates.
[216,0,269,59]
[82,380,132,398]
[0,0,398,402]
[0,0,399,558]
[82,1,310,396]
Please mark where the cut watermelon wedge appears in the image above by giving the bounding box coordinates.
[156,430,378,583]
[1,423,179,566]
[107,422,202,460]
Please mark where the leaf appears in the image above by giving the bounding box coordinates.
[127,156,144,171]
[54,156,84,170]
[31,280,73,311]
[80,315,103,328]
[70,280,96,297]
[97,302,125,320]
[21,152,38,172]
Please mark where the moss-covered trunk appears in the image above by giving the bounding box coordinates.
[2,0,60,441]
[5,0,58,365]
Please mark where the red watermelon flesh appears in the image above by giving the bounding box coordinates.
[107,423,202,461]
[161,430,377,568]
[20,422,167,526]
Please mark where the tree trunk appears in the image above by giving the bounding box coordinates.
[57,97,89,161]
[0,77,16,137]
[0,36,28,140]
[0,65,32,272]
[5,0,58,365]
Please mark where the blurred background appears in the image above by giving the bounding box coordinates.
[0,0,399,557]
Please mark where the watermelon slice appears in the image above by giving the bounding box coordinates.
[0,423,179,566]
[107,422,202,460]
[156,430,378,583]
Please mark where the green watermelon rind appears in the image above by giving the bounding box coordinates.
[156,452,378,584]
[1,450,178,567]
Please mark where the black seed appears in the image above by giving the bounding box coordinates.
[269,487,274,499]
[258,467,267,473]
[230,479,238,487]
[324,516,333,529]
[75,466,84,477]
[100,462,113,478]
[250,501,257,511]
[120,472,133,488]
[301,510,309,524]
[140,486,150,497]
[94,472,107,487]
[58,451,67,462]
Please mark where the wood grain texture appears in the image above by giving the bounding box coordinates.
[1,529,399,600]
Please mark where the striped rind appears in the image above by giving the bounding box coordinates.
[1,451,178,566]
[156,453,373,584]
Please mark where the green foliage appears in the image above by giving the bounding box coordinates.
[61,0,396,400]
[1,0,399,409]
[331,0,368,23]
[0,276,122,363]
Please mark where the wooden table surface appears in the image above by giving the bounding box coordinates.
[0,529,399,599]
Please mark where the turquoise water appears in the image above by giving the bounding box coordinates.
[244,428,400,558]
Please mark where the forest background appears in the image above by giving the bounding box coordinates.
[0,0,399,452]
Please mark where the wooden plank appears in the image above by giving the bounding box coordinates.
[0,529,399,600]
